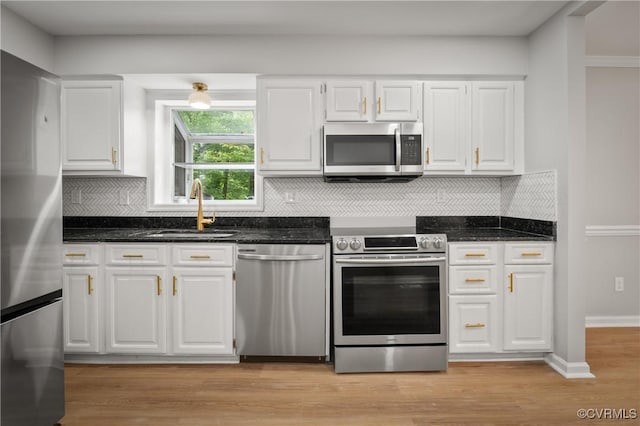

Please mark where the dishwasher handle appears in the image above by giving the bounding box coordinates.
[237,253,324,261]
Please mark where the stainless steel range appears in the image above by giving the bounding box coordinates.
[331,218,448,373]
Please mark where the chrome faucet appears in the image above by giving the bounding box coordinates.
[189,178,215,231]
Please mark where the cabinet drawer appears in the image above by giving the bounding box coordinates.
[172,245,234,267]
[449,295,499,353]
[449,266,498,294]
[63,244,101,265]
[105,244,167,266]
[504,243,554,265]
[449,243,498,265]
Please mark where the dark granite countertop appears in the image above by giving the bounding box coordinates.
[63,217,331,245]
[417,216,556,242]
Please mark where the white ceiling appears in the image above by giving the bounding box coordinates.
[5,1,570,37]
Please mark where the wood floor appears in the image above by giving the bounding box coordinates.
[61,328,639,425]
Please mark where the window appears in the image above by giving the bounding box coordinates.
[148,91,262,211]
[173,109,256,202]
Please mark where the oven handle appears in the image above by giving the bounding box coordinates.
[334,257,446,265]
[395,127,401,172]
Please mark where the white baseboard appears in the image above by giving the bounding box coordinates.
[544,353,595,379]
[586,315,640,328]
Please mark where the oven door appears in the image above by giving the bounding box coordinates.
[333,253,447,346]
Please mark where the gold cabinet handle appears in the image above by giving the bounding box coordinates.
[112,147,117,165]
[464,278,486,283]
[509,273,514,293]
[157,276,162,296]
[521,252,542,257]
[260,147,264,165]
[377,96,381,114]
[87,275,93,295]
[475,147,480,166]
[173,276,177,296]
[363,96,367,114]
[465,323,486,328]
[426,147,430,165]
[65,252,86,257]
[122,254,144,258]
[464,253,486,257]
[190,255,211,259]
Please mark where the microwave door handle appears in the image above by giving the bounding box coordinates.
[395,128,401,172]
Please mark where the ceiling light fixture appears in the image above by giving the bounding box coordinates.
[188,82,211,109]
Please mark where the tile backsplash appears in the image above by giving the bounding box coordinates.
[63,170,556,221]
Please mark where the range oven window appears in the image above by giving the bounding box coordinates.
[325,135,395,166]
[340,265,441,336]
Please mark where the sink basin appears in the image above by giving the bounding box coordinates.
[141,229,235,238]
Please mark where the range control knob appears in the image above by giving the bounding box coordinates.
[419,237,430,249]
[336,238,348,251]
[432,237,443,249]
[349,239,362,251]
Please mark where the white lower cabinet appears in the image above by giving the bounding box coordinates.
[171,266,234,355]
[63,266,101,353]
[448,242,554,356]
[105,267,167,354]
[64,242,235,360]
[63,244,102,354]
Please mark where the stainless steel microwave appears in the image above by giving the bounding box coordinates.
[323,122,423,182]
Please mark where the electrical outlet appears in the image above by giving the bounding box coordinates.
[71,189,82,204]
[284,192,297,204]
[119,189,130,206]
[615,277,624,292]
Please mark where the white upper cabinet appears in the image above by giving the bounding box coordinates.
[325,80,371,121]
[423,82,468,172]
[423,80,523,175]
[61,78,146,176]
[471,82,516,172]
[257,78,323,175]
[374,80,421,121]
[325,80,421,122]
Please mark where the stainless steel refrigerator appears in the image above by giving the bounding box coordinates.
[1,50,65,425]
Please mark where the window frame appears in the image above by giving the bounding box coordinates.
[147,90,263,212]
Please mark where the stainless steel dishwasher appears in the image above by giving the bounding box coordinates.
[236,244,327,357]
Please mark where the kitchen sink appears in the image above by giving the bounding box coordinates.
[139,229,236,238]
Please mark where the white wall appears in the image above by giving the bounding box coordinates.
[526,4,589,374]
[52,35,528,76]
[584,1,640,323]
[0,6,55,71]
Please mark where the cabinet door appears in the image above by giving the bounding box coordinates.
[423,82,468,172]
[257,79,323,174]
[449,295,499,353]
[171,268,234,355]
[105,267,167,353]
[471,82,514,171]
[325,80,371,121]
[503,265,553,351]
[63,266,100,353]
[61,80,122,171]
[374,81,420,121]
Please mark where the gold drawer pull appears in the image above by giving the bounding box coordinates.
[173,276,177,296]
[521,252,542,257]
[509,273,514,293]
[260,148,264,165]
[122,254,144,258]
[112,147,117,165]
[464,278,486,283]
[87,275,93,295]
[377,96,381,114]
[363,97,367,114]
[464,253,486,257]
[426,147,430,165]
[65,253,86,257]
[157,276,162,296]
[475,147,480,165]
[465,323,486,328]
[190,255,211,259]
